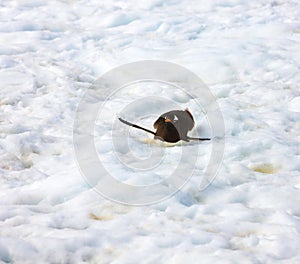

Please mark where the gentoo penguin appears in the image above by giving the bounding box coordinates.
[118,109,210,143]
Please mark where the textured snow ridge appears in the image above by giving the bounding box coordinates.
[1,0,300,263]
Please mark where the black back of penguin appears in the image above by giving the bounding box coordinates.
[153,109,195,142]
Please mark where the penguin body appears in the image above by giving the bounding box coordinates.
[153,109,194,142]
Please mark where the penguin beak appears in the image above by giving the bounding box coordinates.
[165,118,172,123]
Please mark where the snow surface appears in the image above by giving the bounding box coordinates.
[1,0,300,263]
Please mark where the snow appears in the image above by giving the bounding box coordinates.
[1,0,300,263]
